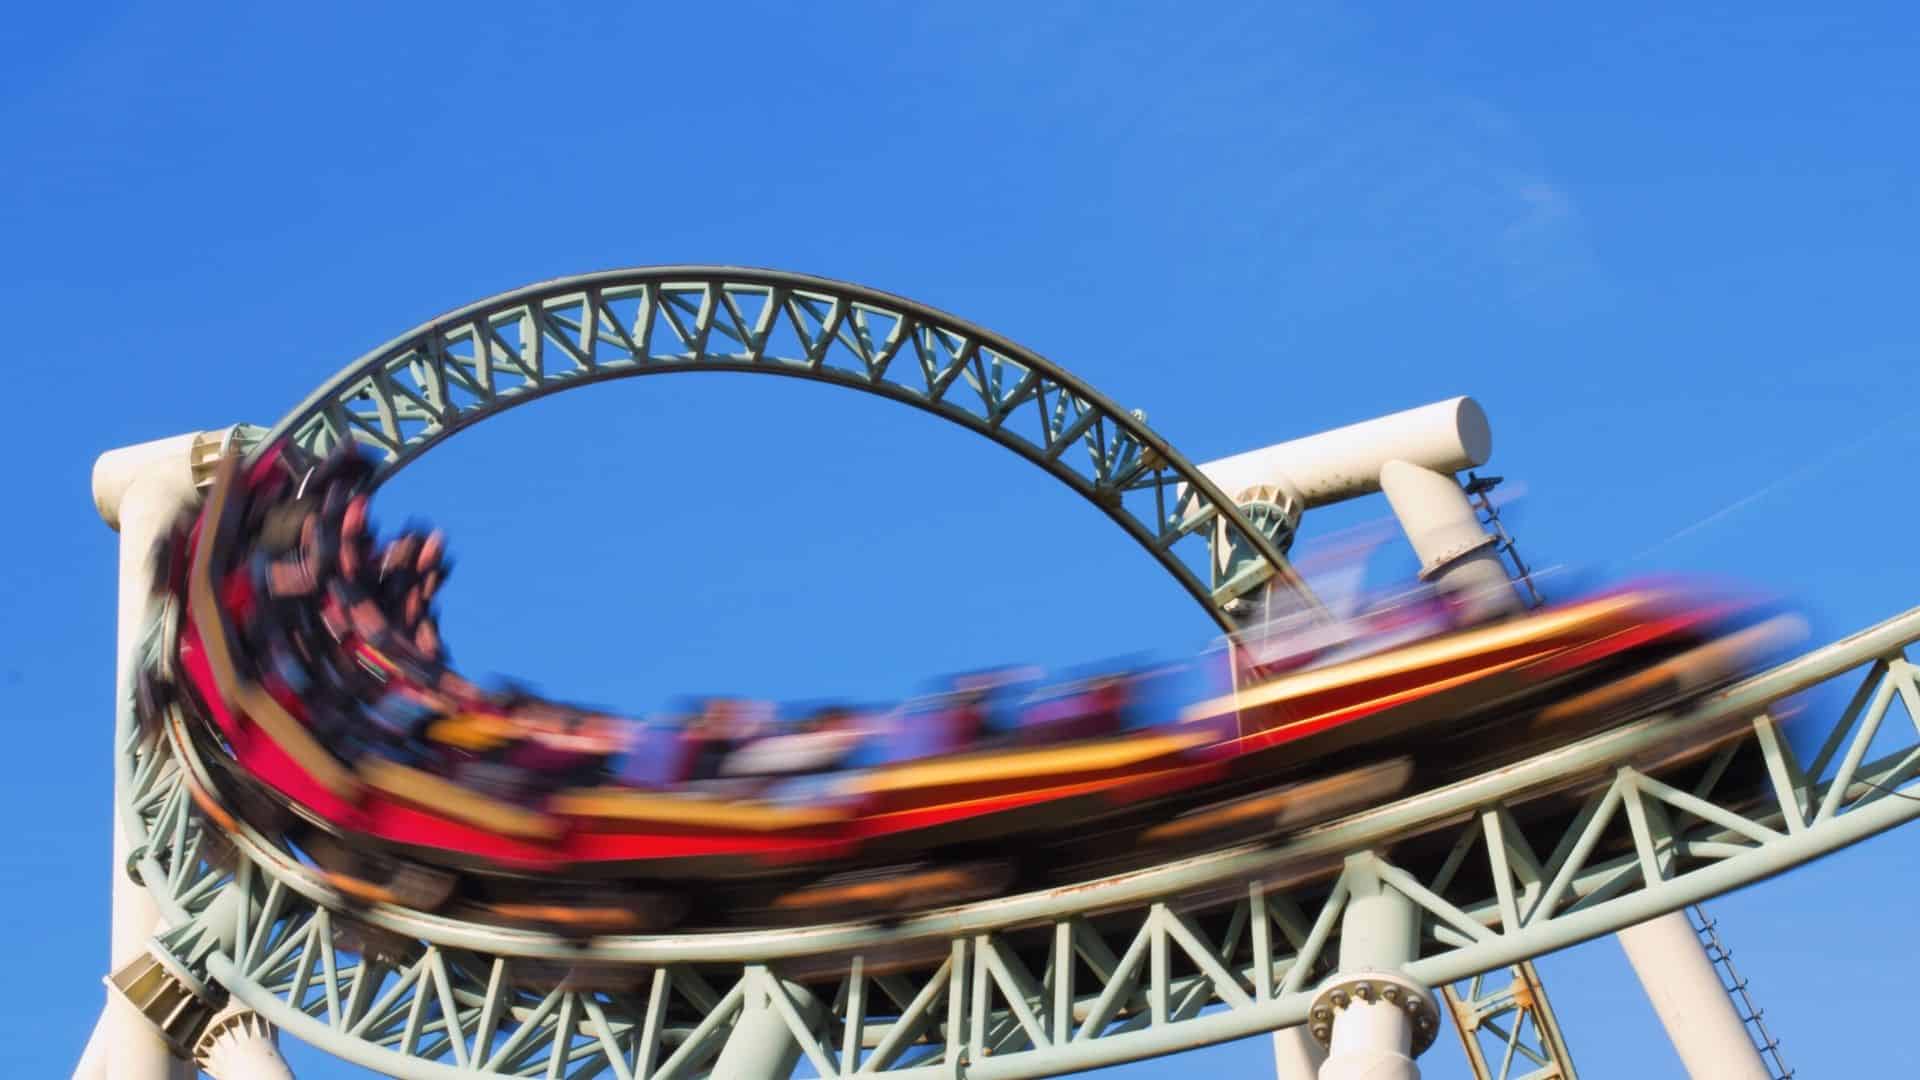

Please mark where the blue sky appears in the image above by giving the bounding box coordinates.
[6,2,1918,1076]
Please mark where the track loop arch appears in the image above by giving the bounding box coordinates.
[256,267,1307,630]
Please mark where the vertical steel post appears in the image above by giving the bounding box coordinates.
[711,974,818,1079]
[92,432,293,1080]
[1378,460,1523,624]
[1311,858,1435,1080]
[1442,961,1581,1080]
[94,433,204,1080]
[1273,1026,1329,1078]
[74,1014,108,1079]
[1617,911,1770,1079]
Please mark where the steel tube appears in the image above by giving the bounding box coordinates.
[1323,1002,1417,1080]
[1273,1027,1328,1078]
[1378,460,1521,623]
[95,434,203,1080]
[712,994,804,1079]
[74,1013,108,1079]
[1617,911,1769,1079]
[175,599,1920,968]
[1195,398,1491,507]
[1319,877,1423,1080]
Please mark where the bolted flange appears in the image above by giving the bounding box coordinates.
[104,889,246,1057]
[1306,969,1440,1057]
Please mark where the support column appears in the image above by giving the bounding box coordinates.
[195,1002,295,1080]
[1617,910,1769,1079]
[93,430,291,1080]
[1379,460,1522,625]
[711,973,820,1080]
[1310,858,1438,1080]
[74,1013,108,1079]
[94,433,204,1080]
[1272,1026,1328,1078]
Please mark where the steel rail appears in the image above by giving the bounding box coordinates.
[117,594,1920,1078]
[247,266,1314,630]
[159,601,1920,964]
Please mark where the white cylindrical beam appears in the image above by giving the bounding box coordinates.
[1322,1000,1418,1080]
[1316,875,1425,1080]
[96,433,206,1080]
[711,978,816,1080]
[195,1003,294,1080]
[1196,398,1491,507]
[74,1013,108,1079]
[1273,1026,1328,1078]
[1617,911,1770,1080]
[1379,460,1522,624]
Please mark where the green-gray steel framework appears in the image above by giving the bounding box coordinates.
[126,575,1920,1077]
[109,268,1920,1078]
[252,267,1310,629]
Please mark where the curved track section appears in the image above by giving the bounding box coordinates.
[113,267,1920,1077]
[254,266,1310,630]
[125,582,1920,1077]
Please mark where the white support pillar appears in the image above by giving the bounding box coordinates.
[195,1002,295,1080]
[74,1013,108,1079]
[1617,910,1769,1079]
[93,433,205,1080]
[1273,1025,1328,1078]
[1378,460,1522,624]
[711,974,819,1080]
[93,431,293,1080]
[1196,398,1492,509]
[1310,858,1437,1080]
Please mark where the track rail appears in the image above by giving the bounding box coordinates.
[110,267,1918,1075]
[248,266,1313,630]
[122,592,1920,1077]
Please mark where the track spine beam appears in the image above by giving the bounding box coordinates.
[118,591,1920,1078]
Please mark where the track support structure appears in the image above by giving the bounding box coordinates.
[1271,1026,1328,1078]
[1618,910,1770,1078]
[1442,961,1578,1080]
[1311,855,1437,1080]
[712,975,823,1079]
[91,431,292,1080]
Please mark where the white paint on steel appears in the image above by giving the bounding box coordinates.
[195,1003,294,1080]
[1617,910,1770,1080]
[1320,1000,1420,1080]
[711,981,811,1079]
[1272,1027,1328,1078]
[1319,873,1426,1080]
[73,1013,108,1080]
[93,433,205,1080]
[1378,459,1522,623]
[1195,398,1491,507]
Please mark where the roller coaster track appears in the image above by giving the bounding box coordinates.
[109,268,1920,1077]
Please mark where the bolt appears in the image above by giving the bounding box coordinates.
[1312,1025,1329,1042]
[1406,995,1423,1012]
[1330,990,1349,1009]
[1312,1006,1330,1023]
[1382,985,1401,1005]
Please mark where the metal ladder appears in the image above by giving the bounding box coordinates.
[1463,472,1545,608]
[1686,904,1794,1079]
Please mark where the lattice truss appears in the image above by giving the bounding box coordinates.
[261,269,1303,626]
[1443,962,1577,1080]
[115,596,1920,1079]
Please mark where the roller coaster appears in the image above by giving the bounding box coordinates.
[83,267,1920,1079]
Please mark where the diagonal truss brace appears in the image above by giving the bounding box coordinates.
[1443,961,1578,1080]
[251,268,1314,631]
[109,594,1920,1079]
